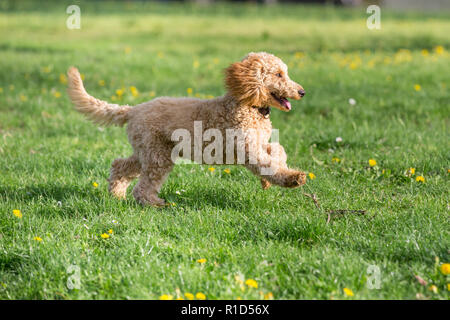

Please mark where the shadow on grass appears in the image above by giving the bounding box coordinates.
[0,184,97,201]
[0,184,108,211]
[163,184,256,211]
[0,253,28,274]
[1,182,258,213]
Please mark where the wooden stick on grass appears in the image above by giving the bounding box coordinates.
[302,185,369,224]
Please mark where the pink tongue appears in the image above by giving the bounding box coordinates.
[281,99,291,110]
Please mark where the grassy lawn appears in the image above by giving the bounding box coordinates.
[0,1,449,299]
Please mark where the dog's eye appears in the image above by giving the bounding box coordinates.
[276,73,282,78]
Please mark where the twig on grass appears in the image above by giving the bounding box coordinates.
[326,209,367,224]
[302,185,370,224]
[302,193,321,209]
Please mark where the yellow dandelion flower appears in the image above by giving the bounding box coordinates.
[100,233,110,239]
[130,86,139,97]
[440,263,450,275]
[343,288,354,297]
[236,296,242,300]
[428,285,438,293]
[20,94,27,102]
[184,293,194,300]
[208,167,215,173]
[294,52,304,59]
[98,80,105,86]
[196,292,206,300]
[308,172,316,180]
[80,74,85,81]
[13,209,22,218]
[186,88,193,95]
[149,91,156,97]
[124,47,131,54]
[159,294,173,300]
[408,168,415,175]
[414,84,421,91]
[116,89,124,97]
[223,169,231,174]
[0,87,3,93]
[176,297,184,300]
[53,91,61,98]
[108,229,113,234]
[59,74,67,84]
[245,279,258,289]
[349,62,359,70]
[416,176,425,183]
[332,157,340,163]
[434,45,444,55]
[92,182,98,188]
[42,66,51,73]
[111,95,117,101]
[369,159,377,167]
[213,58,220,64]
[447,283,450,291]
[33,236,42,242]
[264,292,274,300]
[193,60,200,69]
[421,49,429,57]
[197,258,207,264]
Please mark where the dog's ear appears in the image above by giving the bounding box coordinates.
[225,55,269,107]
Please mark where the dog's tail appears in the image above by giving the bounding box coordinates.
[67,67,131,126]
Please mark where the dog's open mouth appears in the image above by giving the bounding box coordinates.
[271,93,291,111]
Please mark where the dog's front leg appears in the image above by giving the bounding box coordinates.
[246,141,306,189]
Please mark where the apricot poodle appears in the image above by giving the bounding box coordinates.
[67,52,307,206]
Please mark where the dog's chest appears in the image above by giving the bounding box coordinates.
[247,107,272,131]
[233,106,273,141]
[212,105,273,142]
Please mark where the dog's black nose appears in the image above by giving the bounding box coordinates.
[298,89,305,97]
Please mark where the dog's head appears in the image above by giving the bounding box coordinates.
[225,52,305,111]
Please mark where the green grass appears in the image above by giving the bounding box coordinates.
[0,1,449,300]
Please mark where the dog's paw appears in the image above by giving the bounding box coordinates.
[260,178,271,190]
[286,171,306,188]
[134,193,166,207]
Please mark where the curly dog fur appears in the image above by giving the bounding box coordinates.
[67,52,307,206]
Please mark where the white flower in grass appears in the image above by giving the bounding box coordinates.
[348,98,356,106]
[112,220,119,225]
[336,137,343,143]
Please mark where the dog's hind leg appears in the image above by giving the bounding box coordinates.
[132,165,173,207]
[108,154,141,199]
